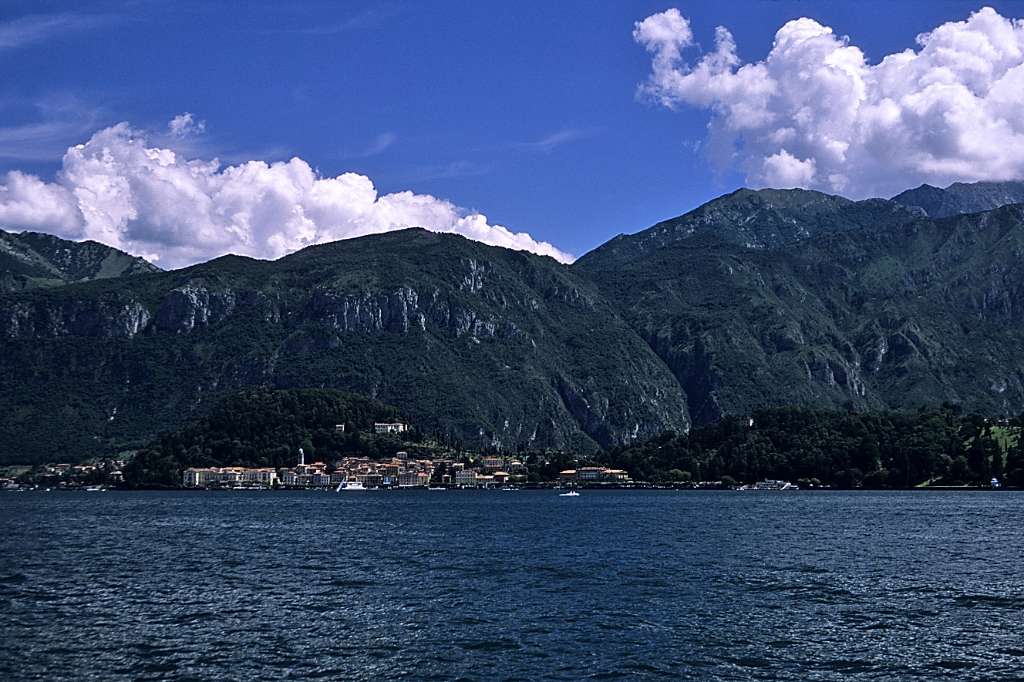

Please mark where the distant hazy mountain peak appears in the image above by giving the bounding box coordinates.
[891,179,1024,218]
[575,186,916,271]
[0,228,160,292]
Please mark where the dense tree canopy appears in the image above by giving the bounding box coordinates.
[606,406,1021,488]
[120,394,1024,489]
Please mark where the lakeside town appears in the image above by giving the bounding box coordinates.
[1,420,646,492]
[190,422,634,491]
[3,412,1018,492]
[1,456,641,492]
[181,448,632,491]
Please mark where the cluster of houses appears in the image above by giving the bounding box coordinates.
[181,423,534,489]
[450,456,528,488]
[2,460,126,489]
[277,449,437,488]
[181,452,531,490]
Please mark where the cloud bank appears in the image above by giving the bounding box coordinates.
[0,119,572,268]
[635,6,1024,198]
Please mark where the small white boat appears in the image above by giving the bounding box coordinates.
[84,485,104,492]
[737,479,799,491]
[336,478,366,491]
[427,486,445,491]
[558,490,580,497]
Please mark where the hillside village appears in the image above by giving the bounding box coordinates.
[180,421,632,489]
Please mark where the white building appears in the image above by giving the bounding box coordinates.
[182,467,219,487]
[480,457,505,473]
[398,471,430,487]
[182,467,277,488]
[374,422,409,435]
[558,467,630,484]
[242,468,277,485]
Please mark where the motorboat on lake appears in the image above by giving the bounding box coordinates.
[737,480,799,491]
[558,490,580,497]
[336,479,367,492]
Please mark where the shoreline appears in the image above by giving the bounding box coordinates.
[4,484,1020,493]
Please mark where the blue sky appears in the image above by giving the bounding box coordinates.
[1,1,1022,265]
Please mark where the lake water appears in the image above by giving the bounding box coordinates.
[2,490,1022,680]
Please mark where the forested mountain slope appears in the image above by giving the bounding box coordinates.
[576,192,1024,424]
[0,229,688,463]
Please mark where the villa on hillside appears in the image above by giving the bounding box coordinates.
[374,422,409,435]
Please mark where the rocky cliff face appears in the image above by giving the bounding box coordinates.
[0,229,689,462]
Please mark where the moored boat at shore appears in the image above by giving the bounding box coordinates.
[336,479,367,492]
[737,480,799,491]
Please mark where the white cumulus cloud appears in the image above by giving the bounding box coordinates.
[167,112,205,137]
[0,171,81,230]
[634,6,1024,197]
[0,119,573,268]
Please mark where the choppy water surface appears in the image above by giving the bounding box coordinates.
[2,490,1023,680]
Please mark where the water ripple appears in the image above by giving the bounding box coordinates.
[2,490,1022,680]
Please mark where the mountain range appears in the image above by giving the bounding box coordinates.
[2,179,1023,463]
